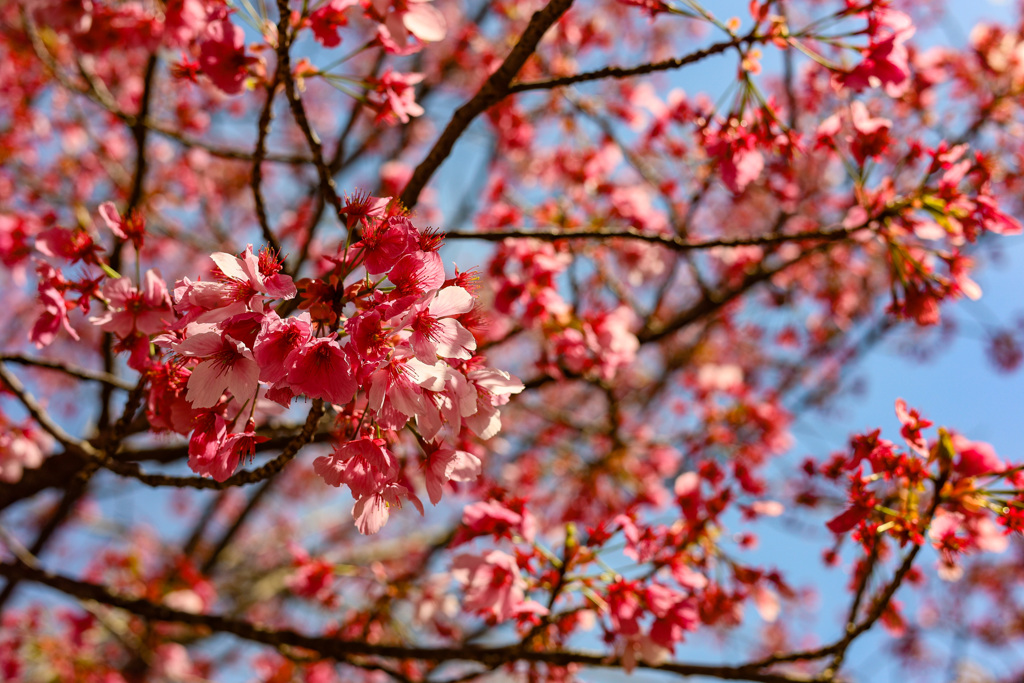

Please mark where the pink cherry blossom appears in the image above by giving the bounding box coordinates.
[90,270,172,338]
[188,412,228,473]
[450,551,548,622]
[370,69,425,125]
[146,362,195,434]
[309,0,359,48]
[423,447,482,504]
[371,0,447,54]
[456,500,536,545]
[393,287,476,363]
[34,226,103,266]
[0,426,50,483]
[352,483,422,535]
[176,331,260,409]
[286,336,357,406]
[31,283,79,348]
[837,9,915,96]
[190,245,296,311]
[388,250,445,299]
[253,312,313,384]
[462,365,524,440]
[98,202,145,249]
[313,437,398,498]
[189,417,267,481]
[354,214,418,273]
[367,346,448,428]
[848,101,892,165]
[199,19,253,95]
[953,435,1004,477]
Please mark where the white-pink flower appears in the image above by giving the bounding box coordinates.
[462,366,524,440]
[189,245,296,311]
[372,0,447,54]
[286,336,357,406]
[176,331,260,409]
[451,550,548,622]
[367,345,448,433]
[393,286,476,363]
[353,483,421,535]
[424,447,481,505]
[90,269,172,337]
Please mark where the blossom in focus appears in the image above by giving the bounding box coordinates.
[175,331,260,409]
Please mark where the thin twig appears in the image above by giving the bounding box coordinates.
[443,224,864,252]
[276,0,346,223]
[0,364,98,457]
[507,33,761,94]
[0,354,134,390]
[252,73,284,254]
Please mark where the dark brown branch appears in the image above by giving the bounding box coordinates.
[99,52,157,434]
[638,244,826,345]
[0,556,813,683]
[0,426,334,512]
[0,364,97,457]
[507,33,758,94]
[443,225,863,252]
[182,493,227,560]
[748,466,953,675]
[252,74,284,254]
[0,471,91,611]
[399,0,576,210]
[276,0,346,224]
[0,354,134,390]
[97,401,325,490]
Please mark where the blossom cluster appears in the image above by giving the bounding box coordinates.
[42,196,523,534]
[810,400,1017,582]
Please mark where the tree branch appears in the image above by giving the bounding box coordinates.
[0,354,134,390]
[0,363,98,458]
[252,74,284,254]
[97,401,325,490]
[0,556,815,683]
[507,33,758,93]
[443,225,863,251]
[399,0,576,210]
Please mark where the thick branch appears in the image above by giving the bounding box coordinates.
[0,425,334,512]
[0,557,813,683]
[96,401,325,490]
[399,0,575,210]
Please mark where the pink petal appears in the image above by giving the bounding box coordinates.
[428,286,474,317]
[224,356,260,404]
[314,454,345,486]
[432,318,476,359]
[186,362,231,408]
[175,331,226,357]
[403,3,446,42]
[98,202,127,238]
[210,252,248,281]
[353,494,389,535]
